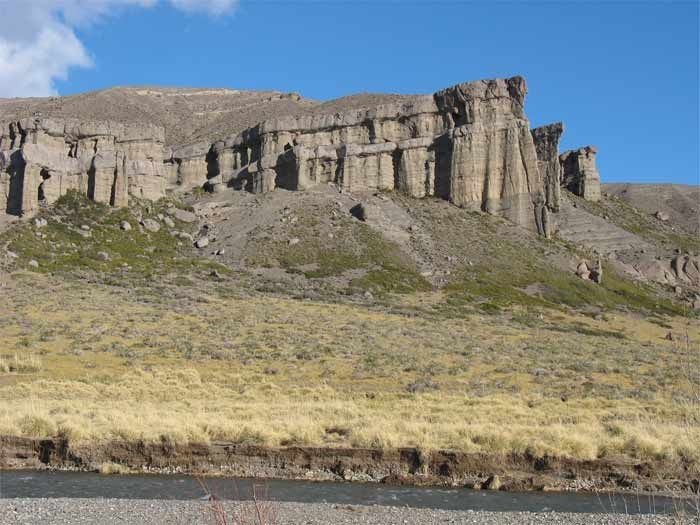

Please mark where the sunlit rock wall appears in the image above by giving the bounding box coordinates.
[0,118,167,216]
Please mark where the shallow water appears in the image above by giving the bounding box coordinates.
[0,470,681,515]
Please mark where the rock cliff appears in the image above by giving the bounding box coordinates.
[0,118,167,216]
[1,76,603,232]
[205,76,551,232]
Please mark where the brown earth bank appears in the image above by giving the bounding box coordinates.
[2,436,698,496]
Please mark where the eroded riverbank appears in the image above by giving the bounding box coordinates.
[1,436,697,497]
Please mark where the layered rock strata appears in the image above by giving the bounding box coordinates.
[1,76,604,234]
[0,118,167,216]
[206,76,550,232]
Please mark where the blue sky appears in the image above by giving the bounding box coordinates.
[3,1,698,185]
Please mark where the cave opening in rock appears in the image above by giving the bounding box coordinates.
[38,169,51,203]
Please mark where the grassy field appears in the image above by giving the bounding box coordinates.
[0,192,698,467]
[0,270,697,463]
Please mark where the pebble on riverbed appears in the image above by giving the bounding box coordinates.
[0,499,677,525]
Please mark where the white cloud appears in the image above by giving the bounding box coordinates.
[0,1,240,98]
[169,0,239,16]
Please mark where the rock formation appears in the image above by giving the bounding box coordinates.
[166,142,213,190]
[1,75,604,234]
[531,122,564,212]
[205,76,550,232]
[619,253,700,289]
[0,118,167,216]
[560,146,601,202]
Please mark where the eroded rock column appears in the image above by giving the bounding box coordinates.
[560,146,601,202]
[531,122,564,212]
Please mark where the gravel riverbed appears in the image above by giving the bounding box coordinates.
[0,499,679,524]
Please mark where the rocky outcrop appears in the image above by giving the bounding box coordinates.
[166,142,213,190]
[1,76,605,235]
[436,78,544,230]
[560,146,601,202]
[671,254,700,285]
[531,122,564,212]
[616,253,700,290]
[0,118,167,216]
[205,76,548,232]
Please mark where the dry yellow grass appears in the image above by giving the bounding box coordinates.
[1,373,697,462]
[0,353,42,374]
[0,271,698,463]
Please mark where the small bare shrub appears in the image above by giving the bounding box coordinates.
[100,462,130,475]
[199,479,279,525]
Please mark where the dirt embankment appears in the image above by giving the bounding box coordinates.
[1,436,697,496]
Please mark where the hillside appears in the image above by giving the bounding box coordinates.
[0,78,698,494]
[604,183,700,236]
[0,185,698,492]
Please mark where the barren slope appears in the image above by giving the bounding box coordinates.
[603,183,700,236]
[0,87,425,150]
[0,87,314,147]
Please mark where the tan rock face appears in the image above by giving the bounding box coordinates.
[531,122,564,212]
[167,142,212,191]
[437,78,543,227]
[207,76,547,231]
[560,146,601,202]
[0,118,166,216]
[0,76,598,234]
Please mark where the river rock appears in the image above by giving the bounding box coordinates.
[483,474,502,490]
